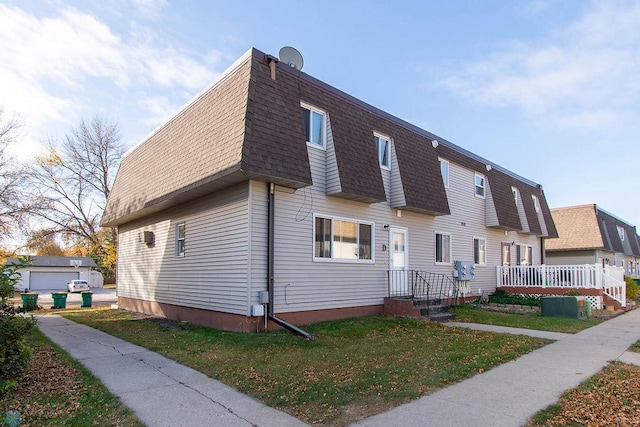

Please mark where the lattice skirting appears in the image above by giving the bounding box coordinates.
[513,293,602,310]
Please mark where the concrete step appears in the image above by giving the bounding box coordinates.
[426,312,456,322]
[420,305,450,316]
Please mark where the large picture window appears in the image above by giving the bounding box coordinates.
[314,215,373,262]
[301,103,326,148]
[435,232,452,264]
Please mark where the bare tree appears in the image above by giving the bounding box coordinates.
[26,115,124,275]
[0,108,27,239]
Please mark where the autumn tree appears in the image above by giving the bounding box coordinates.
[26,116,124,277]
[0,108,28,241]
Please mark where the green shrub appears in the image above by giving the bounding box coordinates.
[0,257,35,396]
[489,289,541,307]
[625,276,639,300]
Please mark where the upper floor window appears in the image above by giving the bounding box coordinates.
[375,134,390,169]
[314,215,373,262]
[511,187,518,205]
[475,173,485,198]
[301,103,325,148]
[435,232,452,264]
[532,195,540,213]
[617,225,625,241]
[473,237,486,265]
[176,223,186,257]
[516,244,532,266]
[440,159,449,188]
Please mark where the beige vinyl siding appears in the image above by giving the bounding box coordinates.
[514,189,530,233]
[325,115,341,195]
[484,181,499,227]
[250,146,544,314]
[117,183,250,315]
[535,203,549,237]
[546,250,596,265]
[389,142,406,208]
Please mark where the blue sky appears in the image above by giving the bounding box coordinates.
[1,0,639,228]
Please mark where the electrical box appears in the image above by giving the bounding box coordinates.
[258,291,269,304]
[251,304,264,316]
[454,261,475,281]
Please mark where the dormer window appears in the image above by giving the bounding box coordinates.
[475,173,485,198]
[375,133,390,169]
[511,187,518,205]
[301,103,325,149]
[532,195,540,213]
[617,225,625,241]
[440,159,449,188]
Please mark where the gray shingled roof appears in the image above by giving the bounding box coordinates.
[102,47,557,235]
[6,256,98,268]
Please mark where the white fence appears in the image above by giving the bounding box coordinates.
[496,264,626,307]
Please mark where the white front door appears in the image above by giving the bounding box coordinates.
[389,227,408,295]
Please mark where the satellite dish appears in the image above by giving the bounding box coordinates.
[279,46,304,70]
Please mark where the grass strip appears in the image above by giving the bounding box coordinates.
[63,309,550,426]
[0,328,143,427]
[454,305,601,333]
[528,362,640,426]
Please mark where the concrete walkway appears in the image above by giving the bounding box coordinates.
[354,309,640,427]
[36,315,305,427]
[37,310,640,427]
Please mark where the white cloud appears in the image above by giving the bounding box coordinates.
[0,4,221,159]
[441,1,640,130]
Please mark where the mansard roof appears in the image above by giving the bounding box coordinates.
[102,47,557,235]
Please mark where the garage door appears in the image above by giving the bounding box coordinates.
[29,272,79,290]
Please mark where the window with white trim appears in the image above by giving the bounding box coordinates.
[176,223,185,257]
[617,225,625,241]
[440,159,449,188]
[375,134,390,169]
[511,187,518,205]
[314,215,373,261]
[532,195,540,213]
[301,103,325,148]
[475,173,485,198]
[516,244,532,266]
[435,232,452,264]
[473,237,486,265]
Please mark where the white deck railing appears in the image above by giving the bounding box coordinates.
[496,264,626,307]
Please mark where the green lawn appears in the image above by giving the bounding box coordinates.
[62,309,551,426]
[629,339,640,353]
[1,328,142,427]
[454,305,602,333]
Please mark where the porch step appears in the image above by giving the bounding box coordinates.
[383,297,456,321]
[426,312,456,322]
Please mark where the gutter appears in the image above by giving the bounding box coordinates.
[266,182,315,340]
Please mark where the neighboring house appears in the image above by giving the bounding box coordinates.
[8,256,104,291]
[546,204,640,278]
[102,47,557,333]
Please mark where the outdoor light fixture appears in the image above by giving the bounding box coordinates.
[383,224,390,230]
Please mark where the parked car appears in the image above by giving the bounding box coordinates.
[67,280,90,293]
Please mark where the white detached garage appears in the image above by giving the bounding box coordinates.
[8,256,103,291]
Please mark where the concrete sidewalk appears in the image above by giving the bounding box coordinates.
[37,310,640,427]
[36,315,305,427]
[353,309,640,427]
